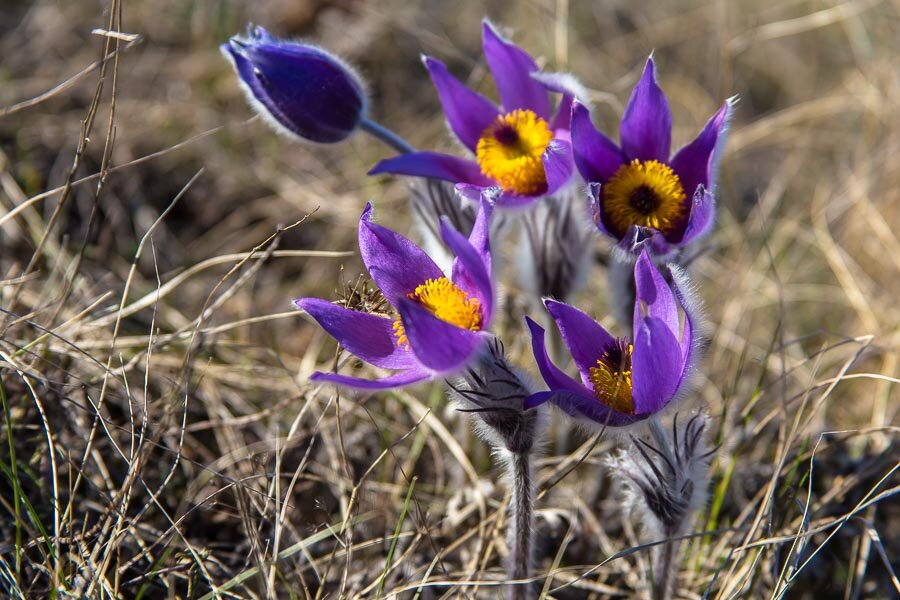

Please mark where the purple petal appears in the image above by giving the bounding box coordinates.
[670,265,702,378]
[633,249,679,333]
[458,183,543,210]
[524,391,553,410]
[482,20,550,119]
[552,93,574,132]
[525,316,589,394]
[616,224,673,257]
[358,203,444,304]
[310,368,430,390]
[632,316,682,415]
[441,218,494,325]
[670,99,733,197]
[295,298,417,369]
[544,299,616,386]
[588,182,617,239]
[677,296,694,384]
[455,183,488,204]
[542,139,575,195]
[678,185,715,246]
[620,57,672,162]
[493,190,542,208]
[423,55,501,152]
[397,298,485,373]
[466,191,496,278]
[532,390,640,426]
[369,152,492,186]
[571,101,625,182]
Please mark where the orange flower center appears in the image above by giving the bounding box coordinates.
[602,159,686,236]
[587,338,635,414]
[392,277,482,349]
[476,109,553,195]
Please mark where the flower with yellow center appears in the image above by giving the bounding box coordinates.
[602,159,686,237]
[393,277,482,349]
[476,109,553,196]
[297,198,494,391]
[570,58,734,253]
[527,252,699,427]
[587,339,635,414]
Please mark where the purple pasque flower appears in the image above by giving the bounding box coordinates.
[369,20,577,209]
[525,249,698,426]
[571,57,735,255]
[222,25,366,144]
[295,194,495,390]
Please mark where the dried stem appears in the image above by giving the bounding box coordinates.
[444,339,541,598]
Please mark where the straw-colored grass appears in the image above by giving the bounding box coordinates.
[0,0,897,597]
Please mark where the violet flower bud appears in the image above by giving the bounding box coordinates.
[222,25,366,144]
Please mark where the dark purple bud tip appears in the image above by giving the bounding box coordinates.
[222,25,367,144]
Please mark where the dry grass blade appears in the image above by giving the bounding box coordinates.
[0,0,897,598]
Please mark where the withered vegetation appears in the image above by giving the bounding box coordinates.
[0,0,897,597]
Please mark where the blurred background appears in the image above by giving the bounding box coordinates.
[0,0,897,597]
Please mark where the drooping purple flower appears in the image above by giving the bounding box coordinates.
[369,20,578,208]
[525,249,699,426]
[295,194,495,389]
[571,57,735,255]
[222,25,366,144]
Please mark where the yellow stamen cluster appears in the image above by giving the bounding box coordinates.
[476,109,553,196]
[392,277,482,349]
[602,159,686,235]
[588,341,635,414]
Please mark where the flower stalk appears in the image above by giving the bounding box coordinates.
[508,450,534,600]
[445,337,543,598]
[608,413,715,600]
[647,416,680,600]
[359,117,416,155]
[518,188,592,308]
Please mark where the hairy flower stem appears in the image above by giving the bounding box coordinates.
[652,536,679,600]
[444,338,543,598]
[609,414,713,599]
[518,190,592,309]
[647,416,683,600]
[508,451,534,600]
[359,118,416,154]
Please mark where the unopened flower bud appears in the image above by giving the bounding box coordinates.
[222,25,366,144]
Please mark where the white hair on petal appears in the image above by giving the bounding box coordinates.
[530,71,592,109]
